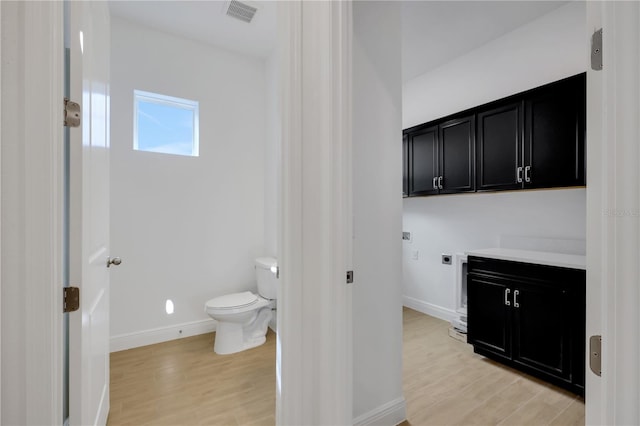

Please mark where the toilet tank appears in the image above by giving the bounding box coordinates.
[255,257,278,300]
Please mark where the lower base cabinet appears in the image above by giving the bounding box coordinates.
[467,256,585,395]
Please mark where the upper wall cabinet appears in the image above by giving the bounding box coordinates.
[406,116,475,196]
[524,74,586,189]
[402,134,409,197]
[403,73,586,197]
[477,101,523,191]
[439,115,475,194]
[408,125,439,196]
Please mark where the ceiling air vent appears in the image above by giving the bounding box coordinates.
[225,0,258,24]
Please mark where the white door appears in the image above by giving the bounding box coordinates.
[67,1,112,425]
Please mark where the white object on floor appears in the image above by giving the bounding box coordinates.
[451,317,467,334]
[205,257,278,354]
[452,253,468,333]
[448,326,467,344]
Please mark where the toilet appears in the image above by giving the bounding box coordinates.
[205,257,278,355]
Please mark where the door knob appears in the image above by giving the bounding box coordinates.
[107,257,122,268]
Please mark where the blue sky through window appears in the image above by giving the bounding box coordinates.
[134,90,199,157]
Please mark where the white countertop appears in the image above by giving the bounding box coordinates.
[466,248,586,270]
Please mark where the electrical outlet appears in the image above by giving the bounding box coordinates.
[442,254,452,265]
[411,250,419,260]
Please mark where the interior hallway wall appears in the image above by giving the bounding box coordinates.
[353,2,406,424]
[109,17,267,350]
[402,2,587,320]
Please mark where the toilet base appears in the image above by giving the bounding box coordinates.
[213,307,272,355]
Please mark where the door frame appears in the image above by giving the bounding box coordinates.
[0,1,3,416]
[0,1,65,424]
[0,1,352,424]
[586,2,640,424]
[276,1,353,424]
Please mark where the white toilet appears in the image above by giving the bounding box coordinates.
[205,257,278,355]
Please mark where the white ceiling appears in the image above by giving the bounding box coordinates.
[401,1,568,82]
[109,1,568,81]
[108,0,277,59]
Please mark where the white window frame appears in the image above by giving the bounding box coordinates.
[133,89,200,157]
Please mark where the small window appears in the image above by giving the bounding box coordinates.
[133,90,199,157]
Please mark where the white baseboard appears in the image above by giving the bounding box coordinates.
[110,319,216,353]
[353,397,407,426]
[403,296,458,323]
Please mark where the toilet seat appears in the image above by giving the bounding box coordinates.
[206,291,258,310]
[205,291,270,317]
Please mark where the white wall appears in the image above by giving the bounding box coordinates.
[402,2,587,320]
[110,18,267,350]
[403,189,586,318]
[264,53,279,258]
[353,2,406,424]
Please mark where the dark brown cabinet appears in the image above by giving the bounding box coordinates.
[408,125,439,196]
[467,275,511,358]
[403,73,586,197]
[402,134,408,197]
[524,75,586,189]
[477,102,523,191]
[512,281,573,382]
[407,116,474,196]
[439,116,475,194]
[467,256,585,395]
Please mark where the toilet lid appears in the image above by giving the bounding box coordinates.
[206,291,258,310]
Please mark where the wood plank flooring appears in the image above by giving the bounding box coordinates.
[108,330,276,425]
[108,308,584,425]
[401,307,584,426]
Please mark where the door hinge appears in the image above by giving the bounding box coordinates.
[64,98,81,127]
[63,286,80,313]
[589,335,602,377]
[591,28,603,71]
[346,270,354,284]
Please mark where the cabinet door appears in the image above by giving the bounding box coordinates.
[409,125,439,196]
[439,115,475,194]
[402,134,408,197]
[477,102,523,191]
[524,74,585,188]
[512,282,572,382]
[467,275,511,359]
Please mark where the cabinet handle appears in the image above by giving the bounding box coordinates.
[438,176,443,190]
[524,166,531,183]
[514,290,520,308]
[433,176,438,189]
[505,288,511,306]
[516,166,523,183]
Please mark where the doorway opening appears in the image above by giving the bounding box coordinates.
[106,1,279,423]
[400,1,587,424]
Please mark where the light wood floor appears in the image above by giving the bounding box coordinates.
[108,308,584,425]
[108,330,276,425]
[401,307,584,426]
